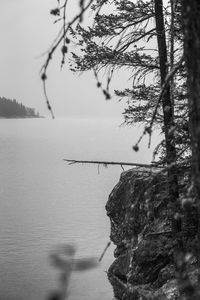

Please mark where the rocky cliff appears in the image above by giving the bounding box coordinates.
[106,168,199,300]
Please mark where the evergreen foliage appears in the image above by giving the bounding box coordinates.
[68,0,188,165]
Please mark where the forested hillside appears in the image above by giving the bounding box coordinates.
[0,97,40,118]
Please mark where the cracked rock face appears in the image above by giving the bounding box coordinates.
[106,168,198,300]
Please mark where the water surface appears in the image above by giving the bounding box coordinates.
[0,118,155,300]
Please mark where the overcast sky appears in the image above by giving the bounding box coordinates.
[0,0,128,120]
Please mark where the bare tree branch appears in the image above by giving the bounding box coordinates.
[41,0,95,116]
[41,0,94,77]
[63,159,162,169]
[99,241,111,262]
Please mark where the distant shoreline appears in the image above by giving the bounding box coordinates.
[0,116,45,119]
[0,97,43,119]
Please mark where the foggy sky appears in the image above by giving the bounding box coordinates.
[0,0,125,119]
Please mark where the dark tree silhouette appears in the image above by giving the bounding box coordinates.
[182,0,200,286]
[0,97,40,118]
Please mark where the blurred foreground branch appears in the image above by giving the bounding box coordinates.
[47,243,99,300]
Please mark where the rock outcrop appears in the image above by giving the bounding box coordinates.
[106,168,198,300]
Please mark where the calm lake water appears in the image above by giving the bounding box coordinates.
[0,118,155,300]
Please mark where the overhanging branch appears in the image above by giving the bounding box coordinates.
[63,159,162,169]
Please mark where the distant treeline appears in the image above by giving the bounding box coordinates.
[0,97,40,118]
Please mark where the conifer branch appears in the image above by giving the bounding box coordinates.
[118,28,156,52]
[119,14,155,32]
[133,56,184,150]
[149,55,184,131]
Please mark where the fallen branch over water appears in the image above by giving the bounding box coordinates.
[63,159,162,170]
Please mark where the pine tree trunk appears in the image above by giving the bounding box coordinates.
[154,0,179,231]
[182,0,200,282]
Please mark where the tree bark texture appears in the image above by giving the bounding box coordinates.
[154,0,179,229]
[182,0,200,281]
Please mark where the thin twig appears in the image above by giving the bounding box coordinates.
[43,81,55,119]
[41,0,94,75]
[41,0,94,116]
[99,241,111,262]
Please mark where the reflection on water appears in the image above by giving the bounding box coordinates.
[0,118,155,299]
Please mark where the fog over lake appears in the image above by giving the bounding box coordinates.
[0,118,157,300]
